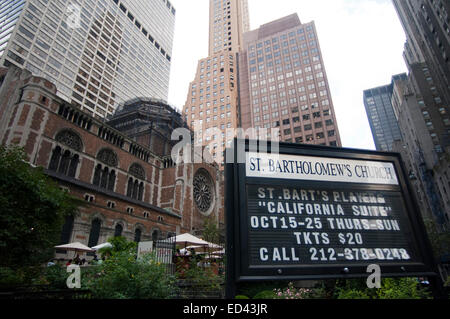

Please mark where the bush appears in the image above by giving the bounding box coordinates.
[0,267,25,289]
[253,290,277,299]
[332,277,432,299]
[376,278,431,299]
[336,289,370,299]
[235,295,250,299]
[84,251,177,299]
[43,264,69,290]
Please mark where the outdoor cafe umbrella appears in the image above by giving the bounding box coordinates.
[54,242,94,253]
[54,242,94,260]
[91,242,113,251]
[168,233,210,248]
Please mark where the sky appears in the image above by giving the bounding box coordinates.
[167,0,408,151]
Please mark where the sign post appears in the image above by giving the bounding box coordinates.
[225,139,443,298]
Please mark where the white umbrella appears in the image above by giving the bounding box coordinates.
[91,242,113,251]
[168,233,210,247]
[54,242,94,253]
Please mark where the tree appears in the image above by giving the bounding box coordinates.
[0,145,81,267]
[201,216,221,244]
[97,236,137,258]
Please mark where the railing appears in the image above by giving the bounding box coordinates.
[154,236,177,275]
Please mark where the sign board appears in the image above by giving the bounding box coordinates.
[226,140,437,284]
[137,241,153,258]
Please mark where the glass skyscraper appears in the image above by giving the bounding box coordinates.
[363,74,406,152]
[0,0,175,119]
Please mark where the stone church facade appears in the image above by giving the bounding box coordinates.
[0,66,224,254]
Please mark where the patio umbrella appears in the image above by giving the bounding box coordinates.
[54,242,94,261]
[168,233,210,247]
[91,242,113,251]
[54,242,94,253]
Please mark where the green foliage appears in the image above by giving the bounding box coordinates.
[0,267,25,289]
[182,259,222,292]
[201,216,221,244]
[235,295,250,299]
[98,236,137,258]
[0,145,81,267]
[237,281,281,299]
[43,264,68,290]
[336,289,371,299]
[253,290,277,299]
[83,251,176,299]
[375,278,431,299]
[332,277,432,299]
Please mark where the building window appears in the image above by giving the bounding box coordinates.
[59,215,74,245]
[49,146,80,178]
[88,218,102,248]
[93,149,118,191]
[134,228,142,243]
[114,224,123,237]
[126,163,145,201]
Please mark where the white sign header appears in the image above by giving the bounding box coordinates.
[246,152,399,185]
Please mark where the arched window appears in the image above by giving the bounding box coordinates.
[55,130,83,152]
[129,163,146,180]
[49,146,61,171]
[152,229,160,242]
[100,167,109,189]
[88,218,102,248]
[133,180,139,199]
[93,164,102,186]
[127,163,146,201]
[97,148,118,167]
[134,229,142,243]
[138,182,144,201]
[93,149,118,192]
[58,150,71,175]
[127,177,133,197]
[59,215,74,245]
[108,170,116,191]
[49,130,83,178]
[68,154,79,178]
[114,224,123,237]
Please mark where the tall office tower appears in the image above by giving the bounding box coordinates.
[392,0,450,120]
[209,0,250,55]
[0,0,175,119]
[363,74,406,152]
[238,14,342,147]
[183,0,250,166]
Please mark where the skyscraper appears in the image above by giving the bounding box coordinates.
[390,0,450,229]
[392,0,449,105]
[393,0,450,144]
[238,14,342,147]
[0,0,176,119]
[182,0,250,166]
[363,74,406,152]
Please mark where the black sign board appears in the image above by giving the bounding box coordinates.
[225,140,438,290]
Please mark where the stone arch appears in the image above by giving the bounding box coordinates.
[96,148,119,167]
[129,162,146,180]
[55,129,84,152]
